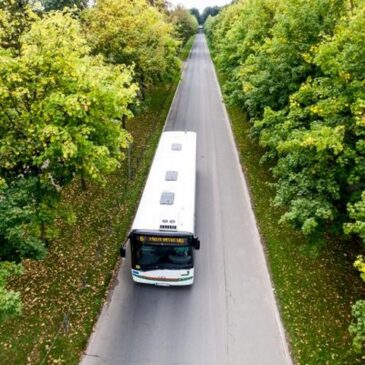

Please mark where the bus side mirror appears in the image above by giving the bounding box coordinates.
[120,246,126,258]
[194,238,200,250]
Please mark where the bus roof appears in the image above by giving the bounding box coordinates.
[131,131,197,235]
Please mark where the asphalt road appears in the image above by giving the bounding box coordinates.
[81,34,293,365]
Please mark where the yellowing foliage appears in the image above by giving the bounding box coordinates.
[84,0,180,88]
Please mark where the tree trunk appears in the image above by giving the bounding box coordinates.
[81,174,87,191]
[140,74,146,101]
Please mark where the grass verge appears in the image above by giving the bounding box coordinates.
[0,70,184,364]
[180,35,195,61]
[214,71,365,364]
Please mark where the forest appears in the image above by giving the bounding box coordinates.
[206,0,365,357]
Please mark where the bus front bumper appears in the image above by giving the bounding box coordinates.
[131,269,194,286]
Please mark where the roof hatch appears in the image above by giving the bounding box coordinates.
[171,143,182,151]
[160,192,175,205]
[165,171,178,181]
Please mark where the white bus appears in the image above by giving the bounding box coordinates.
[121,131,200,286]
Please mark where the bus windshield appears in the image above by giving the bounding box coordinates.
[132,243,193,271]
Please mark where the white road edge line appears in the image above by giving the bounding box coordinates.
[207,38,294,365]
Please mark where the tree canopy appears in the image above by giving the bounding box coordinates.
[41,0,88,11]
[0,0,40,51]
[190,8,200,24]
[84,0,180,90]
[170,5,198,44]
[200,6,221,24]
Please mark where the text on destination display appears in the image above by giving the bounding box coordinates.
[136,235,188,245]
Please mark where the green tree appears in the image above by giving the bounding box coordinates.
[170,5,198,44]
[190,8,200,24]
[0,178,50,261]
[0,0,40,52]
[265,3,365,238]
[0,11,137,257]
[349,256,365,352]
[0,11,137,187]
[208,0,277,107]
[84,0,180,93]
[346,192,365,242]
[242,0,345,119]
[209,0,349,239]
[350,300,365,353]
[41,0,88,11]
[0,262,22,323]
[200,6,220,24]
[147,0,169,13]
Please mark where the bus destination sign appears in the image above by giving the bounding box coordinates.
[136,235,188,245]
